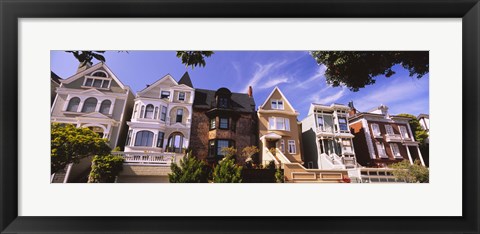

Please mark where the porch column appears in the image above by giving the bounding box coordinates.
[405,145,413,165]
[416,146,426,166]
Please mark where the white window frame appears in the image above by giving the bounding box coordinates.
[399,126,409,139]
[376,142,388,158]
[160,90,171,99]
[390,143,402,158]
[268,117,289,131]
[288,140,296,154]
[178,92,186,101]
[385,125,394,135]
[83,76,111,89]
[371,123,381,136]
[271,99,284,110]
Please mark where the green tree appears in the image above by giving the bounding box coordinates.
[51,123,111,174]
[397,113,429,145]
[390,159,429,183]
[66,51,106,68]
[88,154,124,183]
[275,168,284,183]
[169,152,209,183]
[176,51,214,69]
[212,158,243,183]
[241,145,260,164]
[310,51,429,91]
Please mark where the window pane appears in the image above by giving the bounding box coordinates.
[154,107,159,119]
[210,118,216,129]
[179,92,185,101]
[217,140,229,156]
[278,100,284,109]
[276,118,285,130]
[176,109,183,122]
[271,101,277,109]
[161,106,167,121]
[161,91,170,99]
[93,79,102,88]
[81,98,97,113]
[156,132,164,148]
[92,71,107,77]
[140,106,145,118]
[135,131,153,147]
[145,105,154,119]
[99,100,111,114]
[269,118,275,129]
[285,118,290,131]
[85,78,93,86]
[101,80,109,88]
[219,118,228,129]
[66,97,80,112]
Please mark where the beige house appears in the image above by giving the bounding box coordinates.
[258,87,303,166]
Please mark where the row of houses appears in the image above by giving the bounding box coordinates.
[51,62,429,183]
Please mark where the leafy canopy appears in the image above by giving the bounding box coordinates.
[397,113,429,145]
[88,154,124,183]
[310,51,429,91]
[51,123,111,174]
[176,51,214,69]
[390,159,429,183]
[212,158,243,183]
[66,51,106,68]
[169,152,209,183]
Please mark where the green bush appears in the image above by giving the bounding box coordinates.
[213,158,242,183]
[275,168,284,183]
[390,159,429,183]
[88,154,124,183]
[169,152,209,183]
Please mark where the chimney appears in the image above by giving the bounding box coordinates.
[248,86,253,97]
[348,101,357,116]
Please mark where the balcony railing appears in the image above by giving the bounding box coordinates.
[112,152,176,166]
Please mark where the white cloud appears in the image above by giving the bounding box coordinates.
[258,76,290,89]
[242,60,287,93]
[294,64,327,89]
[308,87,347,104]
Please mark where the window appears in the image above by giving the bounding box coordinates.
[81,97,97,113]
[161,91,170,99]
[338,117,348,131]
[210,118,216,129]
[371,124,381,136]
[92,71,107,77]
[390,143,401,158]
[160,106,167,121]
[66,97,80,112]
[268,117,290,131]
[288,140,296,154]
[317,115,324,130]
[271,99,284,110]
[133,104,138,118]
[218,97,229,108]
[219,117,229,129]
[154,107,159,119]
[101,80,110,88]
[167,133,184,153]
[125,130,132,146]
[93,79,103,88]
[176,109,183,123]
[85,78,93,86]
[385,125,394,135]
[280,140,285,153]
[399,126,409,139]
[217,140,230,156]
[134,131,154,147]
[156,132,165,148]
[208,140,216,157]
[140,105,145,118]
[99,100,111,114]
[342,139,352,152]
[144,104,154,119]
[178,92,185,101]
[376,142,387,158]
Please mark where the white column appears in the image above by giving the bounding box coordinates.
[405,145,413,165]
[416,146,426,166]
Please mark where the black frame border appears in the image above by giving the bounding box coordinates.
[1,0,479,233]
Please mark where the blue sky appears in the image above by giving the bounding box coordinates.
[51,51,429,120]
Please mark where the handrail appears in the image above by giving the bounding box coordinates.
[275,148,291,164]
[112,151,176,166]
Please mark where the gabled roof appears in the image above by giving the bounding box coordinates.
[260,86,296,112]
[178,72,193,88]
[51,71,62,84]
[193,88,256,113]
[137,74,178,94]
[60,62,127,90]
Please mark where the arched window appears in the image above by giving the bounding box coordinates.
[176,108,184,123]
[144,104,154,119]
[81,97,98,113]
[99,100,111,114]
[134,131,154,147]
[92,71,107,77]
[140,106,145,118]
[66,97,80,112]
[167,132,184,153]
[154,107,159,119]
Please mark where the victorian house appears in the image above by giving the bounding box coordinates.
[301,103,358,170]
[189,86,257,165]
[348,104,426,168]
[115,72,195,183]
[50,62,135,182]
[257,87,303,166]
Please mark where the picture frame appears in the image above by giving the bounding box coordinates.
[1,0,478,233]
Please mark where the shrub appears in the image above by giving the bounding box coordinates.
[169,152,209,183]
[241,146,260,164]
[88,154,124,183]
[390,159,429,183]
[213,158,242,183]
[275,168,284,183]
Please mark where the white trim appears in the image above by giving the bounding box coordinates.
[260,86,296,112]
[288,140,296,154]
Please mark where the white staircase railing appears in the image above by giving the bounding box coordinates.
[263,148,279,166]
[112,152,176,166]
[275,148,291,164]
